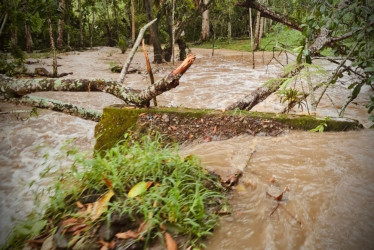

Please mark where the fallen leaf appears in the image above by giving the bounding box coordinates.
[164,232,178,250]
[103,178,113,189]
[115,230,139,240]
[170,125,177,130]
[128,181,150,198]
[269,177,276,183]
[76,201,84,209]
[189,134,194,139]
[98,238,115,250]
[90,189,115,221]
[213,126,217,133]
[203,136,212,142]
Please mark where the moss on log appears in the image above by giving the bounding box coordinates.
[94,106,363,151]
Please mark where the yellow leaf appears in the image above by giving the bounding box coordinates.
[90,189,114,221]
[128,181,152,198]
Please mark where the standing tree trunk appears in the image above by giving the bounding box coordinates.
[249,8,255,69]
[0,13,7,37]
[201,0,210,41]
[253,10,261,50]
[47,18,58,77]
[25,23,33,53]
[78,0,84,48]
[163,7,173,62]
[144,0,163,63]
[259,17,264,42]
[131,0,135,42]
[172,0,176,65]
[228,0,232,41]
[57,0,65,49]
[11,27,17,48]
[89,9,95,49]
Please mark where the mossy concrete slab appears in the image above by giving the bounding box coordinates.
[95,105,363,151]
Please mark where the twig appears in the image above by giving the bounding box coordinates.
[118,18,157,85]
[314,41,358,109]
[326,94,340,116]
[141,39,157,106]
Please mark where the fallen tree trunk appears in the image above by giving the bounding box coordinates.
[0,54,196,121]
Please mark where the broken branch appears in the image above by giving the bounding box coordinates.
[118,18,157,85]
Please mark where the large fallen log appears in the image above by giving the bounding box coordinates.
[0,54,196,121]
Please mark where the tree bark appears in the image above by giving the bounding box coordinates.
[253,10,261,50]
[25,23,33,53]
[10,95,102,121]
[201,0,210,41]
[142,39,157,106]
[57,0,65,49]
[47,18,58,78]
[131,0,136,42]
[0,54,196,112]
[144,0,163,63]
[89,9,95,49]
[236,0,302,32]
[78,0,84,48]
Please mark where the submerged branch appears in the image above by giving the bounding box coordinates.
[8,95,102,121]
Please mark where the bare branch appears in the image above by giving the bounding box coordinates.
[7,95,102,121]
[117,18,157,85]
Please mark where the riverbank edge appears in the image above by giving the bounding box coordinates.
[94,105,363,151]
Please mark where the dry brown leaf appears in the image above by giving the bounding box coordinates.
[164,232,178,250]
[170,125,177,130]
[213,126,217,133]
[115,230,139,240]
[103,178,113,189]
[90,189,115,221]
[98,238,115,250]
[66,223,88,233]
[61,218,79,228]
[76,201,84,209]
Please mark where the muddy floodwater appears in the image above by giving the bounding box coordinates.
[0,47,373,248]
[184,131,374,249]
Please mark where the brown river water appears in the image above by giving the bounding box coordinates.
[0,47,373,248]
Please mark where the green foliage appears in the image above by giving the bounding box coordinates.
[118,36,127,54]
[310,116,330,132]
[4,134,227,249]
[1,214,47,250]
[278,88,306,112]
[366,96,374,129]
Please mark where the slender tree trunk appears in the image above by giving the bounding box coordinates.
[253,10,261,50]
[47,18,58,77]
[228,0,232,41]
[201,0,210,41]
[131,0,135,42]
[89,10,95,49]
[259,17,264,40]
[0,13,7,37]
[249,8,255,69]
[57,0,65,49]
[144,0,163,63]
[11,27,17,48]
[172,0,176,65]
[78,0,84,47]
[25,23,33,53]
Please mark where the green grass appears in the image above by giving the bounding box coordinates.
[191,27,304,52]
[2,134,227,249]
